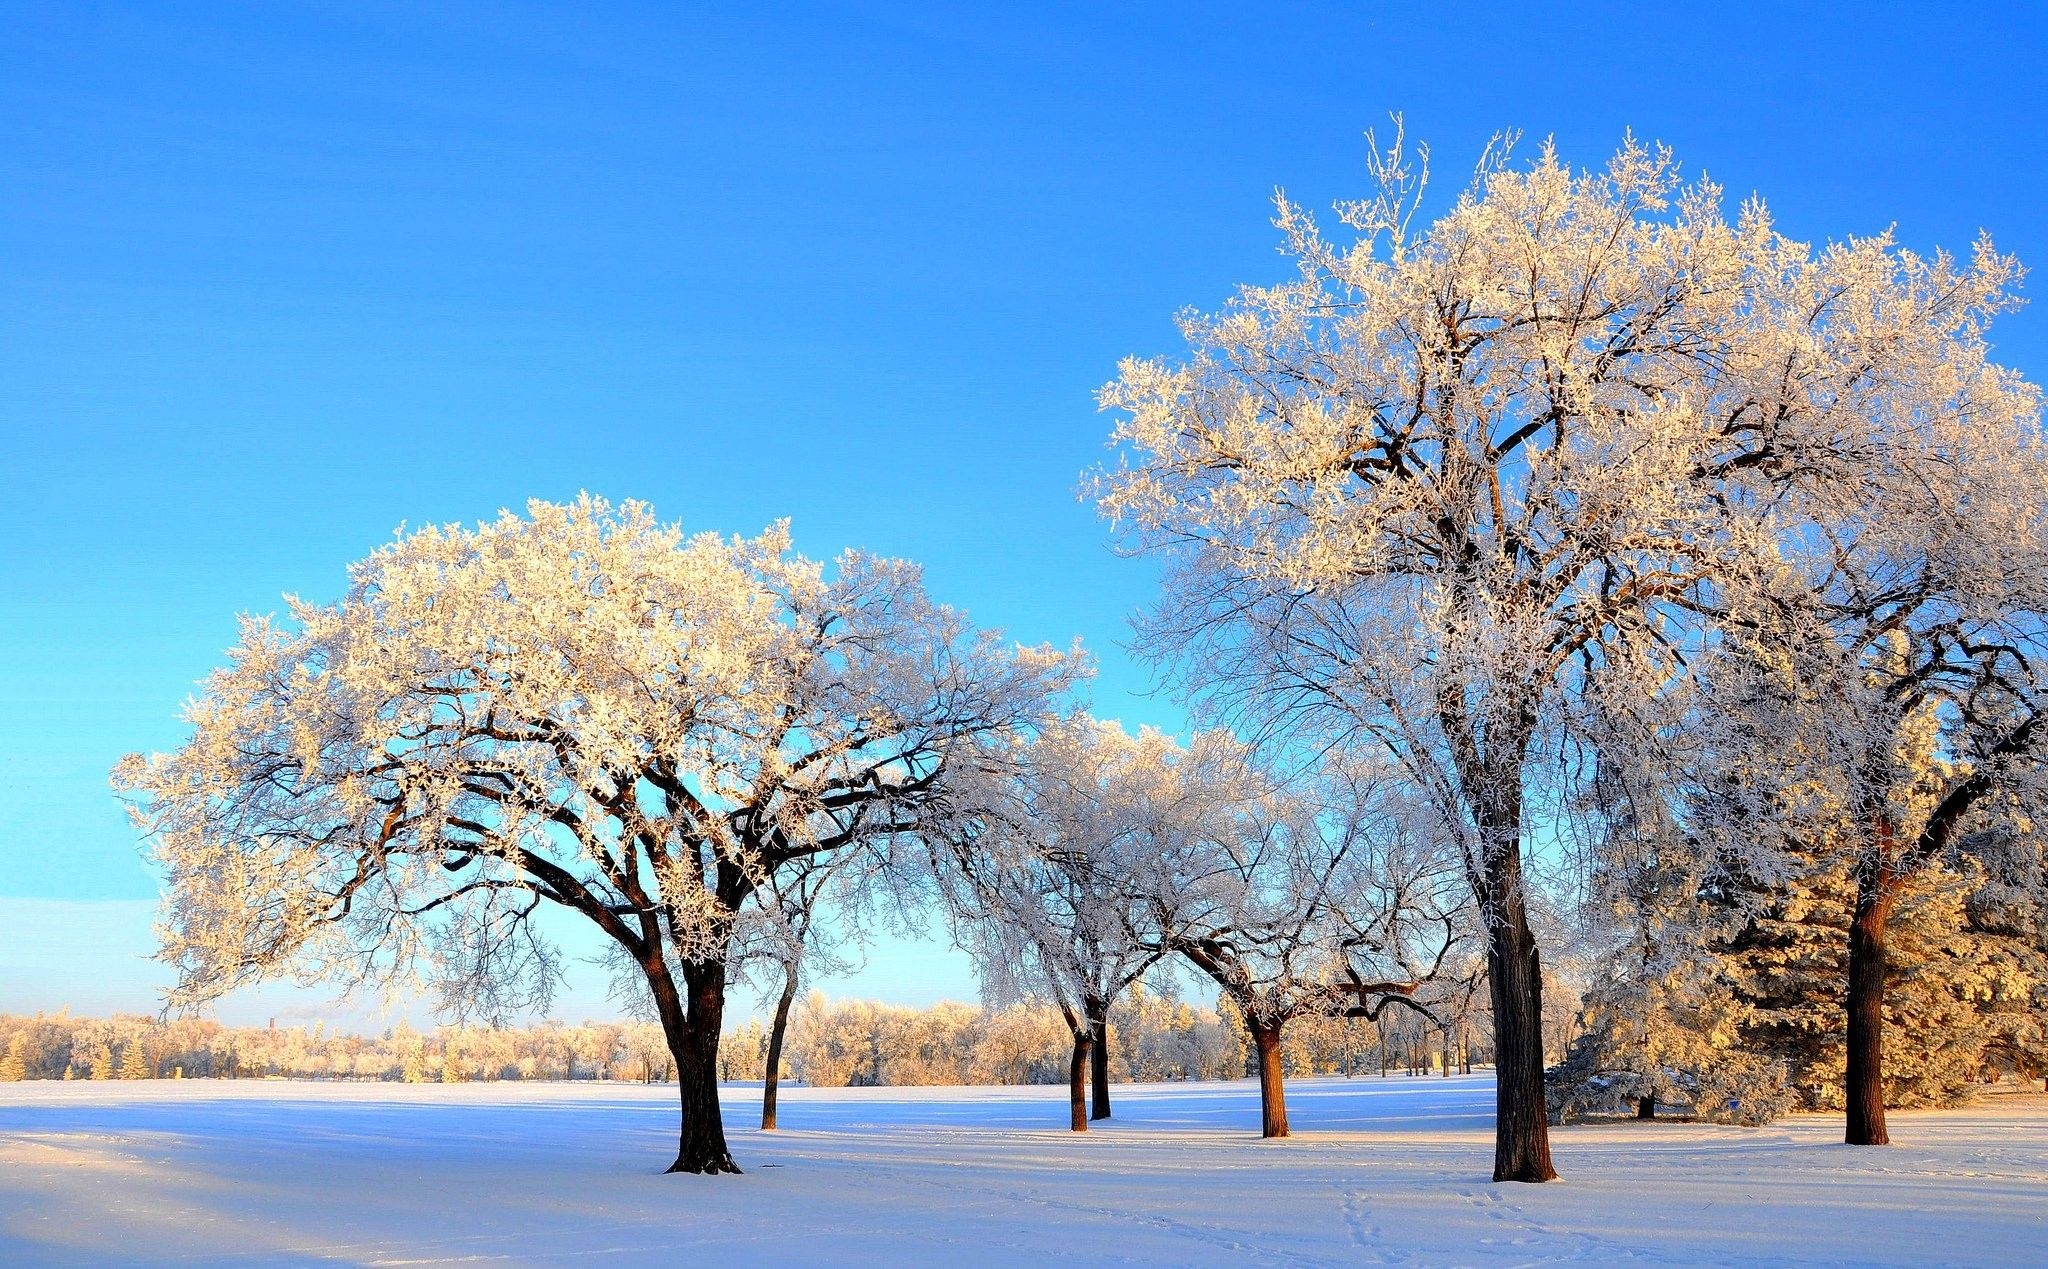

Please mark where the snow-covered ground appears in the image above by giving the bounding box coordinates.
[3,1074,2045,1266]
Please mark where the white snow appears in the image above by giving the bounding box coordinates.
[4,1074,2045,1265]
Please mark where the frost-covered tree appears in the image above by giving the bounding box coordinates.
[1150,752,1469,1138]
[1566,628,2048,1134]
[1110,985,1246,1082]
[118,1040,150,1081]
[936,716,1207,1129]
[1097,124,2045,1178]
[1689,417,2048,1144]
[1717,857,2031,1113]
[1547,778,1795,1125]
[1965,821,2048,1090]
[604,845,861,1126]
[1549,955,1793,1126]
[1557,838,2040,1125]
[737,849,866,1131]
[115,497,1079,1174]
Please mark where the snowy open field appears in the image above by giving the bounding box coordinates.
[3,1074,2045,1266]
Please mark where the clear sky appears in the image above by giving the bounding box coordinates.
[5,1,2047,1025]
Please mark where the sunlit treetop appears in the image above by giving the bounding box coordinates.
[116,495,1085,1020]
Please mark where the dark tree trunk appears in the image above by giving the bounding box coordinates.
[1478,816,1559,1183]
[658,958,740,1174]
[1248,1018,1289,1138]
[1636,1095,1655,1120]
[1086,995,1112,1120]
[1067,1027,1093,1132]
[760,966,799,1132]
[1845,869,1900,1146]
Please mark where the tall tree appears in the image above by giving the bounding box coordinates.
[1691,563,2048,1142]
[116,497,1078,1173]
[1095,125,2042,1177]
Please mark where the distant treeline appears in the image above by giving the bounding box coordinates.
[0,988,1474,1086]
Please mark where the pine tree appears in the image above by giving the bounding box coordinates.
[119,1041,150,1080]
[87,1040,114,1081]
[1548,829,1793,1126]
[0,1034,26,1081]
[1722,857,2027,1111]
[1567,668,2048,1126]
[1963,849,2048,1088]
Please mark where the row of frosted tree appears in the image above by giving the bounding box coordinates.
[0,1013,668,1083]
[0,991,1291,1086]
[117,128,2048,1181]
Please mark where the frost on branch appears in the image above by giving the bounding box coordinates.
[933,715,1221,1125]
[114,495,1081,1172]
[1147,747,1473,1137]
[1095,128,2047,1174]
[939,717,1190,1024]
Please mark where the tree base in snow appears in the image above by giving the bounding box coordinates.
[666,1154,744,1176]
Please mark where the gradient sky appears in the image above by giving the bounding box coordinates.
[5,1,2047,1025]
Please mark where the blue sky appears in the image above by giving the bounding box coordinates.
[5,1,2046,1025]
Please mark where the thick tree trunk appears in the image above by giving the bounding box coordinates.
[1086,996,1112,1120]
[760,967,799,1132]
[1478,820,1559,1183]
[660,959,740,1174]
[1249,1018,1289,1138]
[1845,873,1899,1146]
[1067,1028,1093,1132]
[1636,1095,1655,1120]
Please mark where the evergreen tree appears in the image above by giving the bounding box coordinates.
[1722,857,2027,1111]
[1549,944,1793,1125]
[119,1041,151,1080]
[1547,797,1793,1126]
[0,1034,26,1081]
[1963,846,2048,1089]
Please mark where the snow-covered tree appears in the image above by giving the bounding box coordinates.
[0,1035,26,1082]
[115,496,1079,1173]
[1097,124,2045,1177]
[1150,750,1470,1138]
[736,849,866,1131]
[118,1040,150,1081]
[1719,857,2028,1113]
[1546,791,1795,1125]
[1109,985,1245,1082]
[1686,430,2048,1144]
[935,715,1206,1129]
[1563,635,2048,1132]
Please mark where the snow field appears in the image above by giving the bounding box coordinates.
[3,1074,2046,1265]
